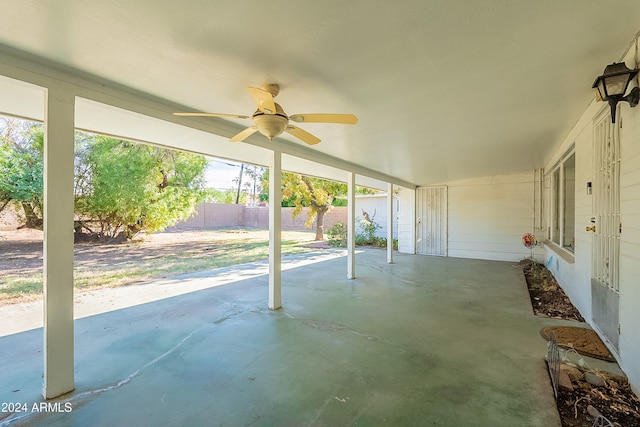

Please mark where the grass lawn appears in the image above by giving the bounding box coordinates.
[0,229,320,303]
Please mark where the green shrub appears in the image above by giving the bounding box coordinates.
[357,209,381,244]
[370,237,399,250]
[327,221,347,247]
[355,234,369,246]
[327,214,398,250]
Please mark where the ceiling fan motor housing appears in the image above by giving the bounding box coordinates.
[252,103,288,140]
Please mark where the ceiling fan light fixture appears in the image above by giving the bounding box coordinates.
[252,112,288,140]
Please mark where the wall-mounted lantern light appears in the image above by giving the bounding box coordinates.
[592,62,639,123]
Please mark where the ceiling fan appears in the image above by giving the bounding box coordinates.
[174,84,357,145]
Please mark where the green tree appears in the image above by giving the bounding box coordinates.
[0,118,44,228]
[259,169,381,241]
[74,134,208,241]
[204,188,247,204]
[1,117,208,241]
[243,164,264,206]
[280,173,347,241]
[230,163,264,205]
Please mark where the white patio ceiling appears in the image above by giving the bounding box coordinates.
[1,1,640,186]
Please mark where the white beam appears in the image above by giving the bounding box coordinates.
[387,183,394,264]
[43,86,75,399]
[269,149,282,310]
[347,172,356,279]
[0,75,45,121]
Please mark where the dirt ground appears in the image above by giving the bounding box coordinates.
[0,229,44,280]
[520,259,640,427]
[1,227,293,266]
[0,228,315,304]
[1,227,317,267]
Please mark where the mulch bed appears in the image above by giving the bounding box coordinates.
[556,365,640,427]
[556,367,640,427]
[520,258,640,427]
[520,259,584,322]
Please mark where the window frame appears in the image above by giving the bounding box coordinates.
[546,149,575,254]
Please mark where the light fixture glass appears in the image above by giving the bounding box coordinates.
[253,114,288,140]
[593,62,636,99]
[251,103,289,140]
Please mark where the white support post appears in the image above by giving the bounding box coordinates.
[347,172,356,279]
[43,87,75,399]
[387,183,394,264]
[269,149,282,310]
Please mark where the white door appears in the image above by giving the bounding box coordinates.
[591,109,621,349]
[416,186,447,256]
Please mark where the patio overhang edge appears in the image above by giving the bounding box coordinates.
[0,43,417,190]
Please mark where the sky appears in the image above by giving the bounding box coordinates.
[205,158,244,190]
[205,158,267,191]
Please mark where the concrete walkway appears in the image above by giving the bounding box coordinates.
[0,249,348,337]
[0,250,560,426]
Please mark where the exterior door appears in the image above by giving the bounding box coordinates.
[416,186,447,256]
[591,109,621,350]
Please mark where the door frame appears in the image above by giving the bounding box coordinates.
[590,106,621,350]
[415,186,448,256]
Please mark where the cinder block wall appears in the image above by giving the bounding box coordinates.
[171,203,347,232]
[0,209,20,230]
[0,203,350,232]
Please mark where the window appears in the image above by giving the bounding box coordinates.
[548,152,575,252]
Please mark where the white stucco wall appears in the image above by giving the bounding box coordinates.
[620,101,640,397]
[442,172,537,262]
[541,122,593,322]
[354,194,399,239]
[542,35,640,396]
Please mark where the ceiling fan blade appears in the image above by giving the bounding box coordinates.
[288,113,358,124]
[285,125,321,145]
[247,87,277,114]
[230,126,258,142]
[173,112,250,119]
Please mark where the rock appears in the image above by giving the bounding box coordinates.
[560,363,583,382]
[587,405,602,418]
[558,370,574,391]
[585,371,605,386]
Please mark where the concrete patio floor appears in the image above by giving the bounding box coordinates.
[0,249,560,426]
